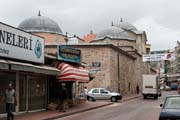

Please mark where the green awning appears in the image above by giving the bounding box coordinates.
[8,60,60,75]
[0,59,9,70]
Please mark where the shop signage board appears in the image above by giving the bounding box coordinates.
[58,46,81,63]
[143,53,174,62]
[143,54,167,62]
[92,62,101,67]
[0,22,44,63]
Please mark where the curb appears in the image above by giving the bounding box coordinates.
[44,95,141,120]
[122,95,142,102]
[43,102,113,120]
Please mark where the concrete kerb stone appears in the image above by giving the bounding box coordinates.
[122,95,142,102]
[44,95,141,120]
[43,102,113,120]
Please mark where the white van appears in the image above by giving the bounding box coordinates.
[142,74,159,99]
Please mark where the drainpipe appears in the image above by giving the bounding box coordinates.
[117,42,120,93]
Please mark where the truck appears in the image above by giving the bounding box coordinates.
[142,74,159,99]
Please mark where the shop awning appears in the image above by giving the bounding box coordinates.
[8,60,60,75]
[56,62,89,82]
[0,59,9,70]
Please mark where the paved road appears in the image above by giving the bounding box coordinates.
[55,91,177,120]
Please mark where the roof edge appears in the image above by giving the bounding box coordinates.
[92,36,135,42]
[45,43,136,59]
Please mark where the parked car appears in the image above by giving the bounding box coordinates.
[87,88,122,102]
[160,85,171,91]
[170,83,178,90]
[159,95,180,120]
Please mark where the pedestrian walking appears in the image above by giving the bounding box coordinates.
[84,86,88,101]
[5,82,16,120]
[177,83,180,94]
[58,83,67,112]
[136,84,139,94]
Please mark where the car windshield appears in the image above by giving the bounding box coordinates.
[164,97,180,109]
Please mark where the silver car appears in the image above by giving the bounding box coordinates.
[87,88,122,102]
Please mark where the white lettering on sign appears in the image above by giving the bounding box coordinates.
[0,22,44,63]
[143,54,165,62]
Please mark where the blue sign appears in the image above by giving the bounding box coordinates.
[58,46,81,63]
[34,40,42,58]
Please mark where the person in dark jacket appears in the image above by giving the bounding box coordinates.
[136,84,139,94]
[5,82,16,120]
[58,84,67,112]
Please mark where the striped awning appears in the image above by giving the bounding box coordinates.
[56,62,89,83]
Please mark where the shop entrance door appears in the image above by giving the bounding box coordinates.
[19,73,47,112]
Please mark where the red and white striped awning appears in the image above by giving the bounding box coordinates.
[56,62,89,82]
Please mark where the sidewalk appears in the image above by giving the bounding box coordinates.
[0,94,141,120]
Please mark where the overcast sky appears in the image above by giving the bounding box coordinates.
[0,0,180,51]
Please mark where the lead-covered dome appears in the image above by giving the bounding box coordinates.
[94,26,134,41]
[18,14,63,35]
[114,21,137,31]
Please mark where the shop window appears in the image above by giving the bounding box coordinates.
[28,74,47,111]
[19,73,27,112]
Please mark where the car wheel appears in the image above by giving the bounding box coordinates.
[88,97,95,102]
[143,95,147,99]
[111,96,117,102]
[154,95,158,99]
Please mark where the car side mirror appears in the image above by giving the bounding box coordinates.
[160,104,163,107]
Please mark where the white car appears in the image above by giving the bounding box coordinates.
[87,88,122,102]
[160,85,171,91]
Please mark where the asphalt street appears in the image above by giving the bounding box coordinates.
[55,91,177,120]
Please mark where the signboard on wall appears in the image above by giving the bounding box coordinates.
[92,62,101,67]
[143,54,165,62]
[58,46,81,63]
[0,22,44,63]
[143,53,174,62]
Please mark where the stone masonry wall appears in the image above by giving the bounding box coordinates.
[33,32,66,44]
[71,46,112,89]
[70,45,136,94]
[45,44,153,95]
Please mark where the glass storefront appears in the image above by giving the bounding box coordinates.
[0,71,16,113]
[19,73,47,111]
[28,74,47,111]
[19,73,27,112]
[0,71,47,114]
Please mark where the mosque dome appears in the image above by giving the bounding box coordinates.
[18,13,63,35]
[114,20,137,31]
[94,26,134,41]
